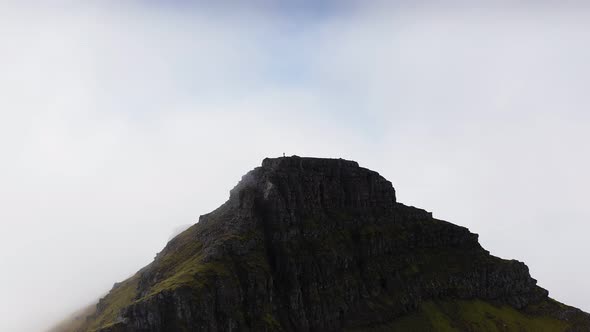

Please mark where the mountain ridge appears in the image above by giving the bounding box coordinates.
[69,156,590,331]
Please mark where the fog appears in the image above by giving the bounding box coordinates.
[1,2,589,331]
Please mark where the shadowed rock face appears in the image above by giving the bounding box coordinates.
[82,157,590,332]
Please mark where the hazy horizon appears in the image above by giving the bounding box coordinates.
[1,2,590,331]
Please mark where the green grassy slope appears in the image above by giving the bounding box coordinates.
[348,299,571,332]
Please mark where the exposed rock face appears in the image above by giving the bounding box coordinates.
[82,157,590,332]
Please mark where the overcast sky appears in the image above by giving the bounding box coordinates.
[1,2,590,331]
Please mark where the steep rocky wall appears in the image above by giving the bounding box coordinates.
[83,157,589,332]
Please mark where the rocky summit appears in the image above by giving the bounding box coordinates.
[74,156,590,331]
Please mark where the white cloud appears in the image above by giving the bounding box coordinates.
[1,2,590,331]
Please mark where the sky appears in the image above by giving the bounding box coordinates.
[1,1,590,331]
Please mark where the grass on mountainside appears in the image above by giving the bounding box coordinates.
[76,222,269,331]
[83,275,140,332]
[349,299,570,332]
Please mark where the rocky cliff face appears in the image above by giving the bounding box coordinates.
[78,157,590,332]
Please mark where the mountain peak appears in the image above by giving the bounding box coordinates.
[71,157,590,332]
[229,156,396,214]
[261,156,360,170]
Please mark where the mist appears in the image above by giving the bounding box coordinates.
[1,2,589,331]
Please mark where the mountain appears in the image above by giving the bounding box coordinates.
[72,156,590,331]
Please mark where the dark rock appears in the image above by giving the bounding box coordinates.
[82,156,590,332]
